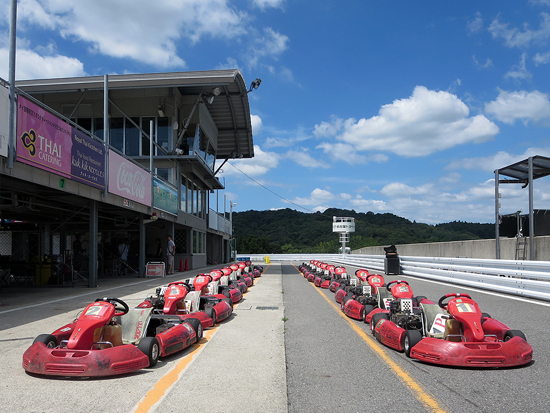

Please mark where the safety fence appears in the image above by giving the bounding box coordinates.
[238,253,550,302]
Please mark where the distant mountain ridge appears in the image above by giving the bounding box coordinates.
[232,208,494,254]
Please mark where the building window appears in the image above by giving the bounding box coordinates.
[192,230,205,254]
[180,175,187,212]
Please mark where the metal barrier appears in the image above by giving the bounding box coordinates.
[239,253,550,302]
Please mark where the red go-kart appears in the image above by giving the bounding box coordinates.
[406,293,533,367]
[23,297,202,377]
[341,274,386,321]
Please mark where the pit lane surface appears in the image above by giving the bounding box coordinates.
[0,262,548,412]
[285,262,547,413]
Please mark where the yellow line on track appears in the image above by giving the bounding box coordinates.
[132,265,268,412]
[293,263,448,413]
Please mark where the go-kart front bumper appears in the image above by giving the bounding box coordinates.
[22,342,150,377]
[410,336,533,367]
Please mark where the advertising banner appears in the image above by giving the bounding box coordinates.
[71,128,106,190]
[108,150,152,206]
[153,177,178,215]
[16,95,72,177]
[0,84,8,157]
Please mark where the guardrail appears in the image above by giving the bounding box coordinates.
[239,253,550,302]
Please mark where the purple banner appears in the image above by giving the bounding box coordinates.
[71,128,106,190]
[16,96,72,177]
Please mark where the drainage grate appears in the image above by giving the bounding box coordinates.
[256,306,279,310]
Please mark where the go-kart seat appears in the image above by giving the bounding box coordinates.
[219,275,230,286]
[207,280,220,295]
[120,307,154,344]
[378,289,392,310]
[93,324,123,349]
[421,303,446,339]
[184,291,201,313]
[444,318,463,342]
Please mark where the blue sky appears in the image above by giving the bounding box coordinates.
[2,1,550,224]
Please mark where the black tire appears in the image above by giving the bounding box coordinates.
[33,334,58,348]
[222,289,231,299]
[481,312,492,319]
[363,305,375,321]
[504,330,527,342]
[138,337,160,367]
[186,318,203,340]
[240,284,247,294]
[403,330,423,357]
[415,296,427,305]
[371,313,389,335]
[341,294,353,311]
[204,306,217,325]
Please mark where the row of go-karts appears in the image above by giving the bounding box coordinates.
[22,261,263,377]
[299,260,533,368]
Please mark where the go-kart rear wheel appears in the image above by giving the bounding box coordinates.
[363,305,375,322]
[222,289,232,299]
[33,334,58,348]
[138,337,160,367]
[204,306,217,325]
[186,318,203,340]
[504,330,527,342]
[222,297,233,310]
[371,313,389,336]
[403,330,422,357]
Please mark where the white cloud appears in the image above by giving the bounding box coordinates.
[504,53,532,80]
[286,148,331,169]
[379,182,434,197]
[252,0,285,10]
[485,89,550,124]
[289,188,358,211]
[319,86,499,157]
[313,117,345,138]
[489,12,550,48]
[251,114,263,135]
[473,55,494,68]
[0,46,86,80]
[534,51,550,65]
[446,147,550,172]
[222,145,279,177]
[247,27,289,69]
[316,142,370,164]
[467,12,483,34]
[11,0,250,69]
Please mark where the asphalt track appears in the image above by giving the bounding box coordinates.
[1,261,549,412]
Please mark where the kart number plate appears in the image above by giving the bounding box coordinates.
[362,285,372,295]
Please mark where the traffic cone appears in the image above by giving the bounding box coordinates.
[184,258,189,271]
[179,258,184,272]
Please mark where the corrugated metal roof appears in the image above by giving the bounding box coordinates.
[498,155,550,182]
[16,70,255,159]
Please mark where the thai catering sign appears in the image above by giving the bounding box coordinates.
[16,96,106,189]
[108,150,152,207]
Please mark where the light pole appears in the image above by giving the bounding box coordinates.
[230,202,237,261]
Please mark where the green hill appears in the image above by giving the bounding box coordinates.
[232,208,493,254]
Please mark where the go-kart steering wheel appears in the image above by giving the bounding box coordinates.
[95,297,129,316]
[386,279,409,292]
[438,293,472,310]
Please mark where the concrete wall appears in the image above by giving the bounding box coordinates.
[353,235,550,261]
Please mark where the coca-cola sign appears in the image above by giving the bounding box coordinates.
[108,150,152,206]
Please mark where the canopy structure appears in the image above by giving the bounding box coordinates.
[495,155,550,259]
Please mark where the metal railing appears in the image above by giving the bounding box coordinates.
[238,253,550,302]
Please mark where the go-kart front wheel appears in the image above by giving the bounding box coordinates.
[402,330,422,357]
[33,334,58,348]
[186,318,203,340]
[204,306,217,325]
[138,337,160,367]
[370,313,389,336]
[504,330,527,342]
